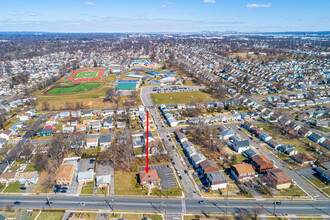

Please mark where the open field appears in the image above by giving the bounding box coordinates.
[69,69,104,81]
[44,82,104,95]
[114,171,147,195]
[74,70,100,80]
[37,211,64,220]
[151,91,212,105]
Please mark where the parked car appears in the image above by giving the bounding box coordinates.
[78,203,85,206]
[14,201,21,205]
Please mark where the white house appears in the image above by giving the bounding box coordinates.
[233,140,250,153]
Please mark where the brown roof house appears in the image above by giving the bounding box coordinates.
[292,153,316,165]
[199,160,219,177]
[265,168,292,189]
[230,163,255,182]
[0,171,19,183]
[251,155,274,173]
[56,164,75,186]
[139,169,159,186]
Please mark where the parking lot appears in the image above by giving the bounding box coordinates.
[296,167,318,180]
[139,164,177,189]
[150,86,203,93]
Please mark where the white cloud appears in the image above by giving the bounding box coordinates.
[162,1,174,9]
[247,3,271,8]
[204,0,216,3]
[86,2,95,5]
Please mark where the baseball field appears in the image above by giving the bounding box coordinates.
[43,82,104,95]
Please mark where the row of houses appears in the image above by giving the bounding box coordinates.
[159,104,179,127]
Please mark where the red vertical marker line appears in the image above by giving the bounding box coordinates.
[145,111,150,173]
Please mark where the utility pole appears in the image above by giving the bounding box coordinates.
[226,182,230,215]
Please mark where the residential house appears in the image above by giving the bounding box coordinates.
[251,155,273,173]
[298,112,309,120]
[321,139,330,150]
[90,120,101,131]
[78,158,95,185]
[139,169,159,186]
[309,133,325,144]
[0,130,13,140]
[184,145,197,157]
[265,168,292,189]
[76,124,86,132]
[315,162,330,184]
[71,111,81,118]
[69,141,84,149]
[258,132,272,142]
[96,162,111,188]
[99,135,111,151]
[0,138,6,148]
[233,140,250,153]
[199,160,219,176]
[102,117,114,129]
[190,153,206,168]
[117,121,126,129]
[55,164,75,186]
[243,147,260,159]
[86,138,98,148]
[59,112,70,118]
[0,171,19,183]
[82,110,93,117]
[62,126,74,133]
[218,129,235,140]
[18,171,38,185]
[143,131,155,143]
[268,139,281,149]
[278,144,298,156]
[206,170,228,190]
[298,127,312,137]
[292,153,316,165]
[230,163,255,182]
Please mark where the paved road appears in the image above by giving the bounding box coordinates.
[1,195,330,217]
[140,86,204,199]
[226,123,327,200]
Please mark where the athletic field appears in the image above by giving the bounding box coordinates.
[44,82,104,95]
[69,69,104,81]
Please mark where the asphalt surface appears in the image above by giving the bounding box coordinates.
[140,86,203,199]
[1,195,330,217]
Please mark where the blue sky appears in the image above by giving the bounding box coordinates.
[0,0,329,32]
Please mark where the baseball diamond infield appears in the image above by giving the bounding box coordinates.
[43,82,104,95]
[68,69,104,81]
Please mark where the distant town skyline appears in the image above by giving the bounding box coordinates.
[1,0,329,33]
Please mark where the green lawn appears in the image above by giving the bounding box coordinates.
[151,91,212,105]
[254,123,283,139]
[151,186,182,197]
[114,171,147,195]
[121,214,143,220]
[277,185,307,197]
[81,185,94,195]
[3,182,24,193]
[37,212,64,220]
[73,70,100,80]
[134,147,143,155]
[45,83,103,95]
[74,212,98,220]
[309,178,329,189]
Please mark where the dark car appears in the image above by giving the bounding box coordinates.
[172,162,175,165]
[14,201,21,205]
[275,201,281,205]
[198,200,205,204]
[184,170,188,174]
